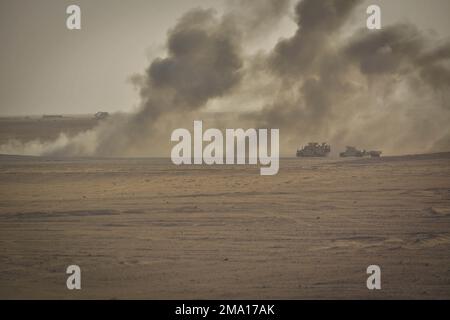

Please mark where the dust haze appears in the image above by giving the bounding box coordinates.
[1,0,450,157]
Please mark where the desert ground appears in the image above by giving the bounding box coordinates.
[0,116,449,299]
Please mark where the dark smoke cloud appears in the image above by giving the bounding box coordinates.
[3,0,450,157]
[148,8,243,107]
[270,0,359,76]
[224,0,291,42]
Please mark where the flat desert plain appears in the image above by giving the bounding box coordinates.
[0,153,450,299]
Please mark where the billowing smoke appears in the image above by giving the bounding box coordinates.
[50,6,245,157]
[2,0,450,157]
[250,0,450,155]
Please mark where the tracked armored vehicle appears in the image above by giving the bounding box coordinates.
[339,146,382,158]
[339,146,366,157]
[368,150,382,157]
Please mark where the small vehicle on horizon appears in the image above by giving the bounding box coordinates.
[94,111,109,120]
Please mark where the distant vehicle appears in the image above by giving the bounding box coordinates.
[339,146,382,158]
[368,150,382,157]
[94,112,109,120]
[296,142,331,157]
[339,146,366,157]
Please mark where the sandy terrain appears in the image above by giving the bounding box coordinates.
[0,153,449,299]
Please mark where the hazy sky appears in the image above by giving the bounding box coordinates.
[1,0,450,116]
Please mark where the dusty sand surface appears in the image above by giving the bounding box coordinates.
[0,154,449,299]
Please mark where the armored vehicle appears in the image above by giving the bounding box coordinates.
[95,112,109,120]
[339,146,366,157]
[368,150,382,157]
[340,146,382,158]
[296,142,331,157]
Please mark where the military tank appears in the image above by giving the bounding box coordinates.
[339,146,366,157]
[340,146,382,158]
[368,150,382,157]
[296,142,331,157]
